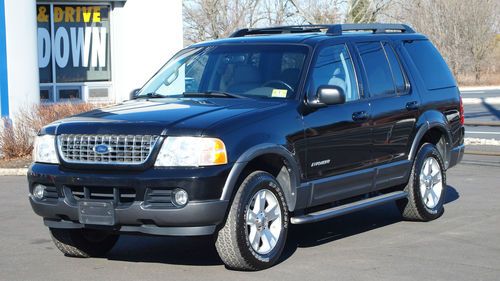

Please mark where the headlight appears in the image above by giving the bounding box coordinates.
[33,135,59,164]
[155,137,228,167]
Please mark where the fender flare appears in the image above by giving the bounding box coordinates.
[220,144,301,211]
[408,120,453,168]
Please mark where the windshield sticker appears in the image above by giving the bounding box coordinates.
[271,89,287,98]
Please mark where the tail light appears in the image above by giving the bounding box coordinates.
[459,96,464,125]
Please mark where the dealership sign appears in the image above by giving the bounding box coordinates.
[37,5,110,83]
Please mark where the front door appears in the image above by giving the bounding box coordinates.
[302,42,373,205]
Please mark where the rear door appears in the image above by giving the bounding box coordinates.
[354,40,418,190]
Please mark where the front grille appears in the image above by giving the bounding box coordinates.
[58,134,160,165]
[65,185,136,205]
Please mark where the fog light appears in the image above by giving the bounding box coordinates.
[33,184,46,199]
[172,189,188,207]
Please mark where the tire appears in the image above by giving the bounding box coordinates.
[50,228,119,258]
[215,171,289,271]
[398,143,447,221]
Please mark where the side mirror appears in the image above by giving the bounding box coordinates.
[129,88,140,100]
[308,85,346,107]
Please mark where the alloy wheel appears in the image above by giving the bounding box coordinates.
[245,189,283,255]
[419,157,443,209]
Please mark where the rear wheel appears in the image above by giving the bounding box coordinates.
[215,171,288,271]
[50,228,119,258]
[398,143,446,221]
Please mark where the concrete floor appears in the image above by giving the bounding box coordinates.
[0,155,499,281]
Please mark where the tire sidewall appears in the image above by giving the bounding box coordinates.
[236,172,289,268]
[413,143,447,219]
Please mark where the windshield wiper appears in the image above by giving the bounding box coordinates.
[136,92,167,99]
[183,91,247,99]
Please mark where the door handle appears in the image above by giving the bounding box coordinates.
[352,111,368,122]
[406,101,419,111]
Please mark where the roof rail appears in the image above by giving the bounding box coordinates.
[327,23,415,35]
[229,23,415,38]
[229,25,332,37]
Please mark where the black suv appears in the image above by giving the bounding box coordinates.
[29,24,464,270]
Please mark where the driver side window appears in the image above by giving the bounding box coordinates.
[309,44,359,102]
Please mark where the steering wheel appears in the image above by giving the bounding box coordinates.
[262,80,294,93]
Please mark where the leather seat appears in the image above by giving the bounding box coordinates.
[227,65,262,93]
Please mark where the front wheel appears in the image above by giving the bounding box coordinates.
[398,143,447,221]
[50,228,119,258]
[215,171,289,271]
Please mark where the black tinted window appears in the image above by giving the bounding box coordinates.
[383,43,407,94]
[404,40,456,90]
[357,42,395,97]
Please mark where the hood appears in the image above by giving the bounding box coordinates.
[48,98,284,136]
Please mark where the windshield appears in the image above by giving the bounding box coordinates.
[138,44,309,99]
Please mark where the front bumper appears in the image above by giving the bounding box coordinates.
[28,163,231,236]
[35,199,227,236]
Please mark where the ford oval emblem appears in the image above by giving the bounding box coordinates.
[94,144,111,154]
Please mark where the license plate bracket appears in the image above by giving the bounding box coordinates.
[78,200,115,226]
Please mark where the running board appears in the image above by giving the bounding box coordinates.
[290,191,408,224]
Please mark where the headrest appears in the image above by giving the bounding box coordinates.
[231,65,262,84]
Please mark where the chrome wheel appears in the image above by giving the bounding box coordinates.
[246,189,283,255]
[419,157,443,209]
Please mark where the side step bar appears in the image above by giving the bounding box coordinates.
[290,191,408,224]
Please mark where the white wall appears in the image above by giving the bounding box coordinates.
[111,0,183,102]
[4,0,39,119]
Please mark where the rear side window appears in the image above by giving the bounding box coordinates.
[383,42,407,95]
[404,40,456,90]
[356,42,395,98]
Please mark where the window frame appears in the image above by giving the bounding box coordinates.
[87,85,111,101]
[381,41,411,96]
[39,85,55,103]
[354,40,399,100]
[37,2,113,103]
[55,85,83,101]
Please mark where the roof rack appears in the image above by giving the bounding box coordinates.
[326,23,415,35]
[229,25,333,37]
[229,23,415,38]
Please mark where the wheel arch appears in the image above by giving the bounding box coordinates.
[408,113,453,169]
[221,144,301,211]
